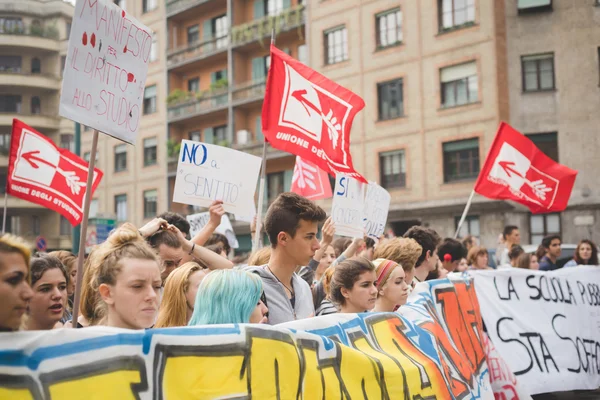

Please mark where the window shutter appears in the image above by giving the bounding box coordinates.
[203,19,213,40]
[253,0,265,19]
[283,169,293,192]
[255,116,263,142]
[440,62,477,83]
[204,127,214,144]
[251,57,264,81]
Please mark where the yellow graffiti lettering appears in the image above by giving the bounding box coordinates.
[298,342,325,400]
[47,370,142,399]
[0,388,34,400]
[249,335,301,398]
[370,316,452,399]
[337,341,384,398]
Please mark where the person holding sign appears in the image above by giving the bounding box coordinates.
[0,234,33,332]
[372,259,410,313]
[245,193,326,324]
[330,258,378,314]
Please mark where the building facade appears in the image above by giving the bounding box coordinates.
[0,0,74,250]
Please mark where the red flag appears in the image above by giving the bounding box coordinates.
[262,45,366,182]
[290,156,333,200]
[475,122,577,213]
[6,119,103,226]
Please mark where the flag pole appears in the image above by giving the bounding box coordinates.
[454,189,475,239]
[1,189,7,234]
[252,31,275,253]
[71,129,99,328]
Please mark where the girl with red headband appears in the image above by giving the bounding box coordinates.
[372,259,410,313]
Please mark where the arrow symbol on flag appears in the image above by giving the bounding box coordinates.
[291,89,342,149]
[22,150,87,196]
[499,160,553,200]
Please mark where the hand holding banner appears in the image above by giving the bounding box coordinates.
[173,140,262,217]
[331,174,365,238]
[363,182,390,239]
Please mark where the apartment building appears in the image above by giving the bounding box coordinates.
[80,0,168,230]
[166,0,306,250]
[0,0,74,250]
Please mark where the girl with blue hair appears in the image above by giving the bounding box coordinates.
[188,270,268,325]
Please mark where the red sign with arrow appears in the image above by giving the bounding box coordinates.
[6,119,103,225]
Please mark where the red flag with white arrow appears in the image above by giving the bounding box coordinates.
[474,122,577,214]
[6,119,103,226]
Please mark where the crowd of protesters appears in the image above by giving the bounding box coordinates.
[0,192,597,332]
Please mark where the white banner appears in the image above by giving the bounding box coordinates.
[363,182,390,239]
[187,212,239,249]
[331,174,365,238]
[173,140,262,217]
[471,267,600,394]
[59,0,152,144]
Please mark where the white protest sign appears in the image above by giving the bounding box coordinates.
[331,174,365,238]
[470,267,600,395]
[187,212,239,249]
[235,198,256,224]
[59,0,152,144]
[363,182,390,239]
[173,140,262,217]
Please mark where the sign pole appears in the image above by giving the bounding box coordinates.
[454,189,475,239]
[1,189,7,234]
[71,129,99,328]
[252,31,276,253]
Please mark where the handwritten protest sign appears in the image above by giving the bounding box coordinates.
[471,267,600,394]
[331,174,365,238]
[187,212,239,249]
[173,140,262,217]
[0,277,514,399]
[363,182,390,239]
[59,0,152,143]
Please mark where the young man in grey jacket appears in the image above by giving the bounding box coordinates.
[245,192,326,325]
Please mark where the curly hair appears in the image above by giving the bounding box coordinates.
[374,237,422,273]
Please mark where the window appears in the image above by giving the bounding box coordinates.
[443,138,480,182]
[60,216,71,236]
[115,194,127,221]
[0,132,10,154]
[379,150,406,189]
[440,61,478,108]
[522,53,555,92]
[0,173,6,193]
[142,0,157,13]
[0,56,21,72]
[298,44,307,64]
[32,216,40,236]
[60,134,74,152]
[150,33,158,62]
[114,144,127,172]
[517,0,552,13]
[31,58,41,74]
[376,8,402,49]
[0,95,22,113]
[213,15,228,48]
[530,213,560,245]
[324,26,348,65]
[189,131,201,142]
[214,125,228,144]
[267,172,284,205]
[11,216,21,236]
[31,97,41,114]
[187,25,199,45]
[143,137,157,166]
[66,22,71,39]
[187,78,200,93]
[455,215,480,239]
[377,78,403,120]
[143,190,158,219]
[83,151,98,163]
[143,85,157,114]
[439,0,475,31]
[526,132,558,162]
[266,0,284,16]
[0,18,24,34]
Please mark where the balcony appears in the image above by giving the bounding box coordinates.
[0,71,60,91]
[0,23,60,51]
[167,37,228,70]
[233,140,288,160]
[230,4,306,48]
[232,78,265,107]
[167,88,229,123]
[166,0,217,18]
[0,113,60,130]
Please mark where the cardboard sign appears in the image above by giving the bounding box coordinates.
[59,0,152,144]
[363,182,390,239]
[173,140,262,217]
[187,212,239,249]
[331,174,365,238]
[471,267,600,394]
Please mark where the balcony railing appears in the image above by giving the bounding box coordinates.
[166,0,215,17]
[232,78,266,105]
[167,89,229,122]
[167,36,228,69]
[230,4,305,48]
[0,23,59,40]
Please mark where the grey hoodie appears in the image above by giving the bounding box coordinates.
[244,265,314,325]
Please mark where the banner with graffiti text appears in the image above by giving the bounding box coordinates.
[0,278,527,399]
[471,267,600,395]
